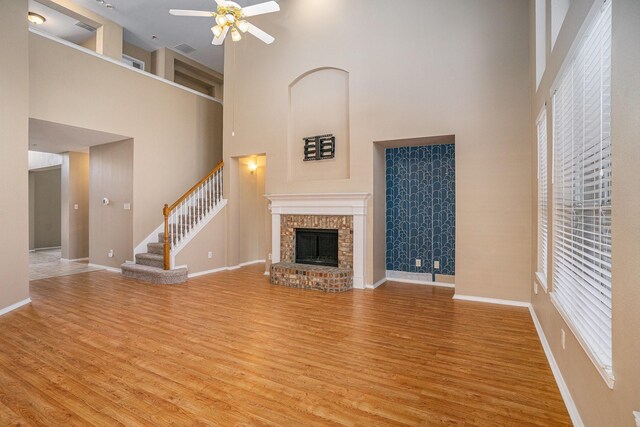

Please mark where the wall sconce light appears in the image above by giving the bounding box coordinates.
[248,162,258,174]
[28,12,46,25]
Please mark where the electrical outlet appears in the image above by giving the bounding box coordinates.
[434,260,440,269]
[208,251,213,259]
[108,250,114,258]
[561,329,566,350]
[534,282,538,295]
[268,253,272,260]
[415,259,422,267]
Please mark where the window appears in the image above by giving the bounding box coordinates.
[551,0,571,49]
[536,110,548,288]
[536,0,546,88]
[552,1,613,384]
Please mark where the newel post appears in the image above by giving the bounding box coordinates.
[163,204,170,270]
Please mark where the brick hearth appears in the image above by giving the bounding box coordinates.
[270,214,354,292]
[270,262,353,292]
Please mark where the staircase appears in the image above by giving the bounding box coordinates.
[121,162,224,285]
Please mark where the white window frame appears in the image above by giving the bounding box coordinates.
[536,107,549,291]
[550,0,614,388]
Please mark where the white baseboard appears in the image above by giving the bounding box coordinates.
[33,246,62,251]
[452,294,530,307]
[0,298,32,317]
[69,257,89,262]
[228,259,265,271]
[87,263,121,274]
[385,270,455,288]
[366,277,387,289]
[529,306,584,427]
[189,266,228,278]
[634,411,640,427]
[188,260,266,278]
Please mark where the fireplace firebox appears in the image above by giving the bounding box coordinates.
[295,228,339,267]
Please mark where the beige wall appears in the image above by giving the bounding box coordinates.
[530,0,640,425]
[175,206,228,274]
[0,0,30,310]
[29,33,223,254]
[123,42,152,71]
[30,168,62,249]
[61,152,89,260]
[152,48,224,99]
[223,0,532,300]
[89,140,133,268]
[40,0,123,59]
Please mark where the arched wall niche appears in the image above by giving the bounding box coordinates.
[287,67,350,182]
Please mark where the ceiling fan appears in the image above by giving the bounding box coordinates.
[170,0,279,45]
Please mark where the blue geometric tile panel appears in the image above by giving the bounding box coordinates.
[386,144,456,276]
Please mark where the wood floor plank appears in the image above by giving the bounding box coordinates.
[0,266,572,426]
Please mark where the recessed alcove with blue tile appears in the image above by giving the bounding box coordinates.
[385,144,455,282]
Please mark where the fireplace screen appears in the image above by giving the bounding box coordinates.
[295,228,339,267]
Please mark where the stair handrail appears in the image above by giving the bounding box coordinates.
[163,161,224,270]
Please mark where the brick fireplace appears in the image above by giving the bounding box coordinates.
[266,194,370,291]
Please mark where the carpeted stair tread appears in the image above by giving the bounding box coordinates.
[135,252,164,268]
[147,242,164,255]
[121,263,188,285]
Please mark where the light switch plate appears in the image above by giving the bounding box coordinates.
[434,260,440,269]
[123,202,131,210]
[561,329,566,349]
[74,204,79,210]
[534,282,538,295]
[415,259,422,267]
[208,251,213,259]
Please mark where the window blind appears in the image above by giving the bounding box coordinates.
[552,1,612,374]
[537,111,548,281]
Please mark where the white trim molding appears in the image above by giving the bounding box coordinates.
[188,260,265,278]
[529,306,584,427]
[633,411,640,427]
[452,294,531,308]
[87,263,121,274]
[266,193,371,289]
[367,277,387,289]
[386,270,455,288]
[0,298,32,317]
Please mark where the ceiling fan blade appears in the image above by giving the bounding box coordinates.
[170,9,213,17]
[212,26,229,45]
[242,1,280,17]
[247,23,275,44]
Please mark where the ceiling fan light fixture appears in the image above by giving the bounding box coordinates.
[237,20,249,33]
[231,28,242,42]
[226,13,235,23]
[212,25,224,38]
[215,14,227,26]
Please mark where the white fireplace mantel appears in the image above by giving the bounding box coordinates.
[265,193,371,289]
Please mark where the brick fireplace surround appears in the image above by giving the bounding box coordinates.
[266,194,370,291]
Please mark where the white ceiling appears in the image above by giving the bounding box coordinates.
[65,0,275,73]
[29,119,129,154]
[28,0,96,45]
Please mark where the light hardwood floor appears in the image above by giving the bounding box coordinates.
[0,265,571,426]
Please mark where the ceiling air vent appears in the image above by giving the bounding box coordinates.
[174,43,196,54]
[75,21,97,32]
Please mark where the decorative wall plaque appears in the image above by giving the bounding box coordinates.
[303,134,335,161]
